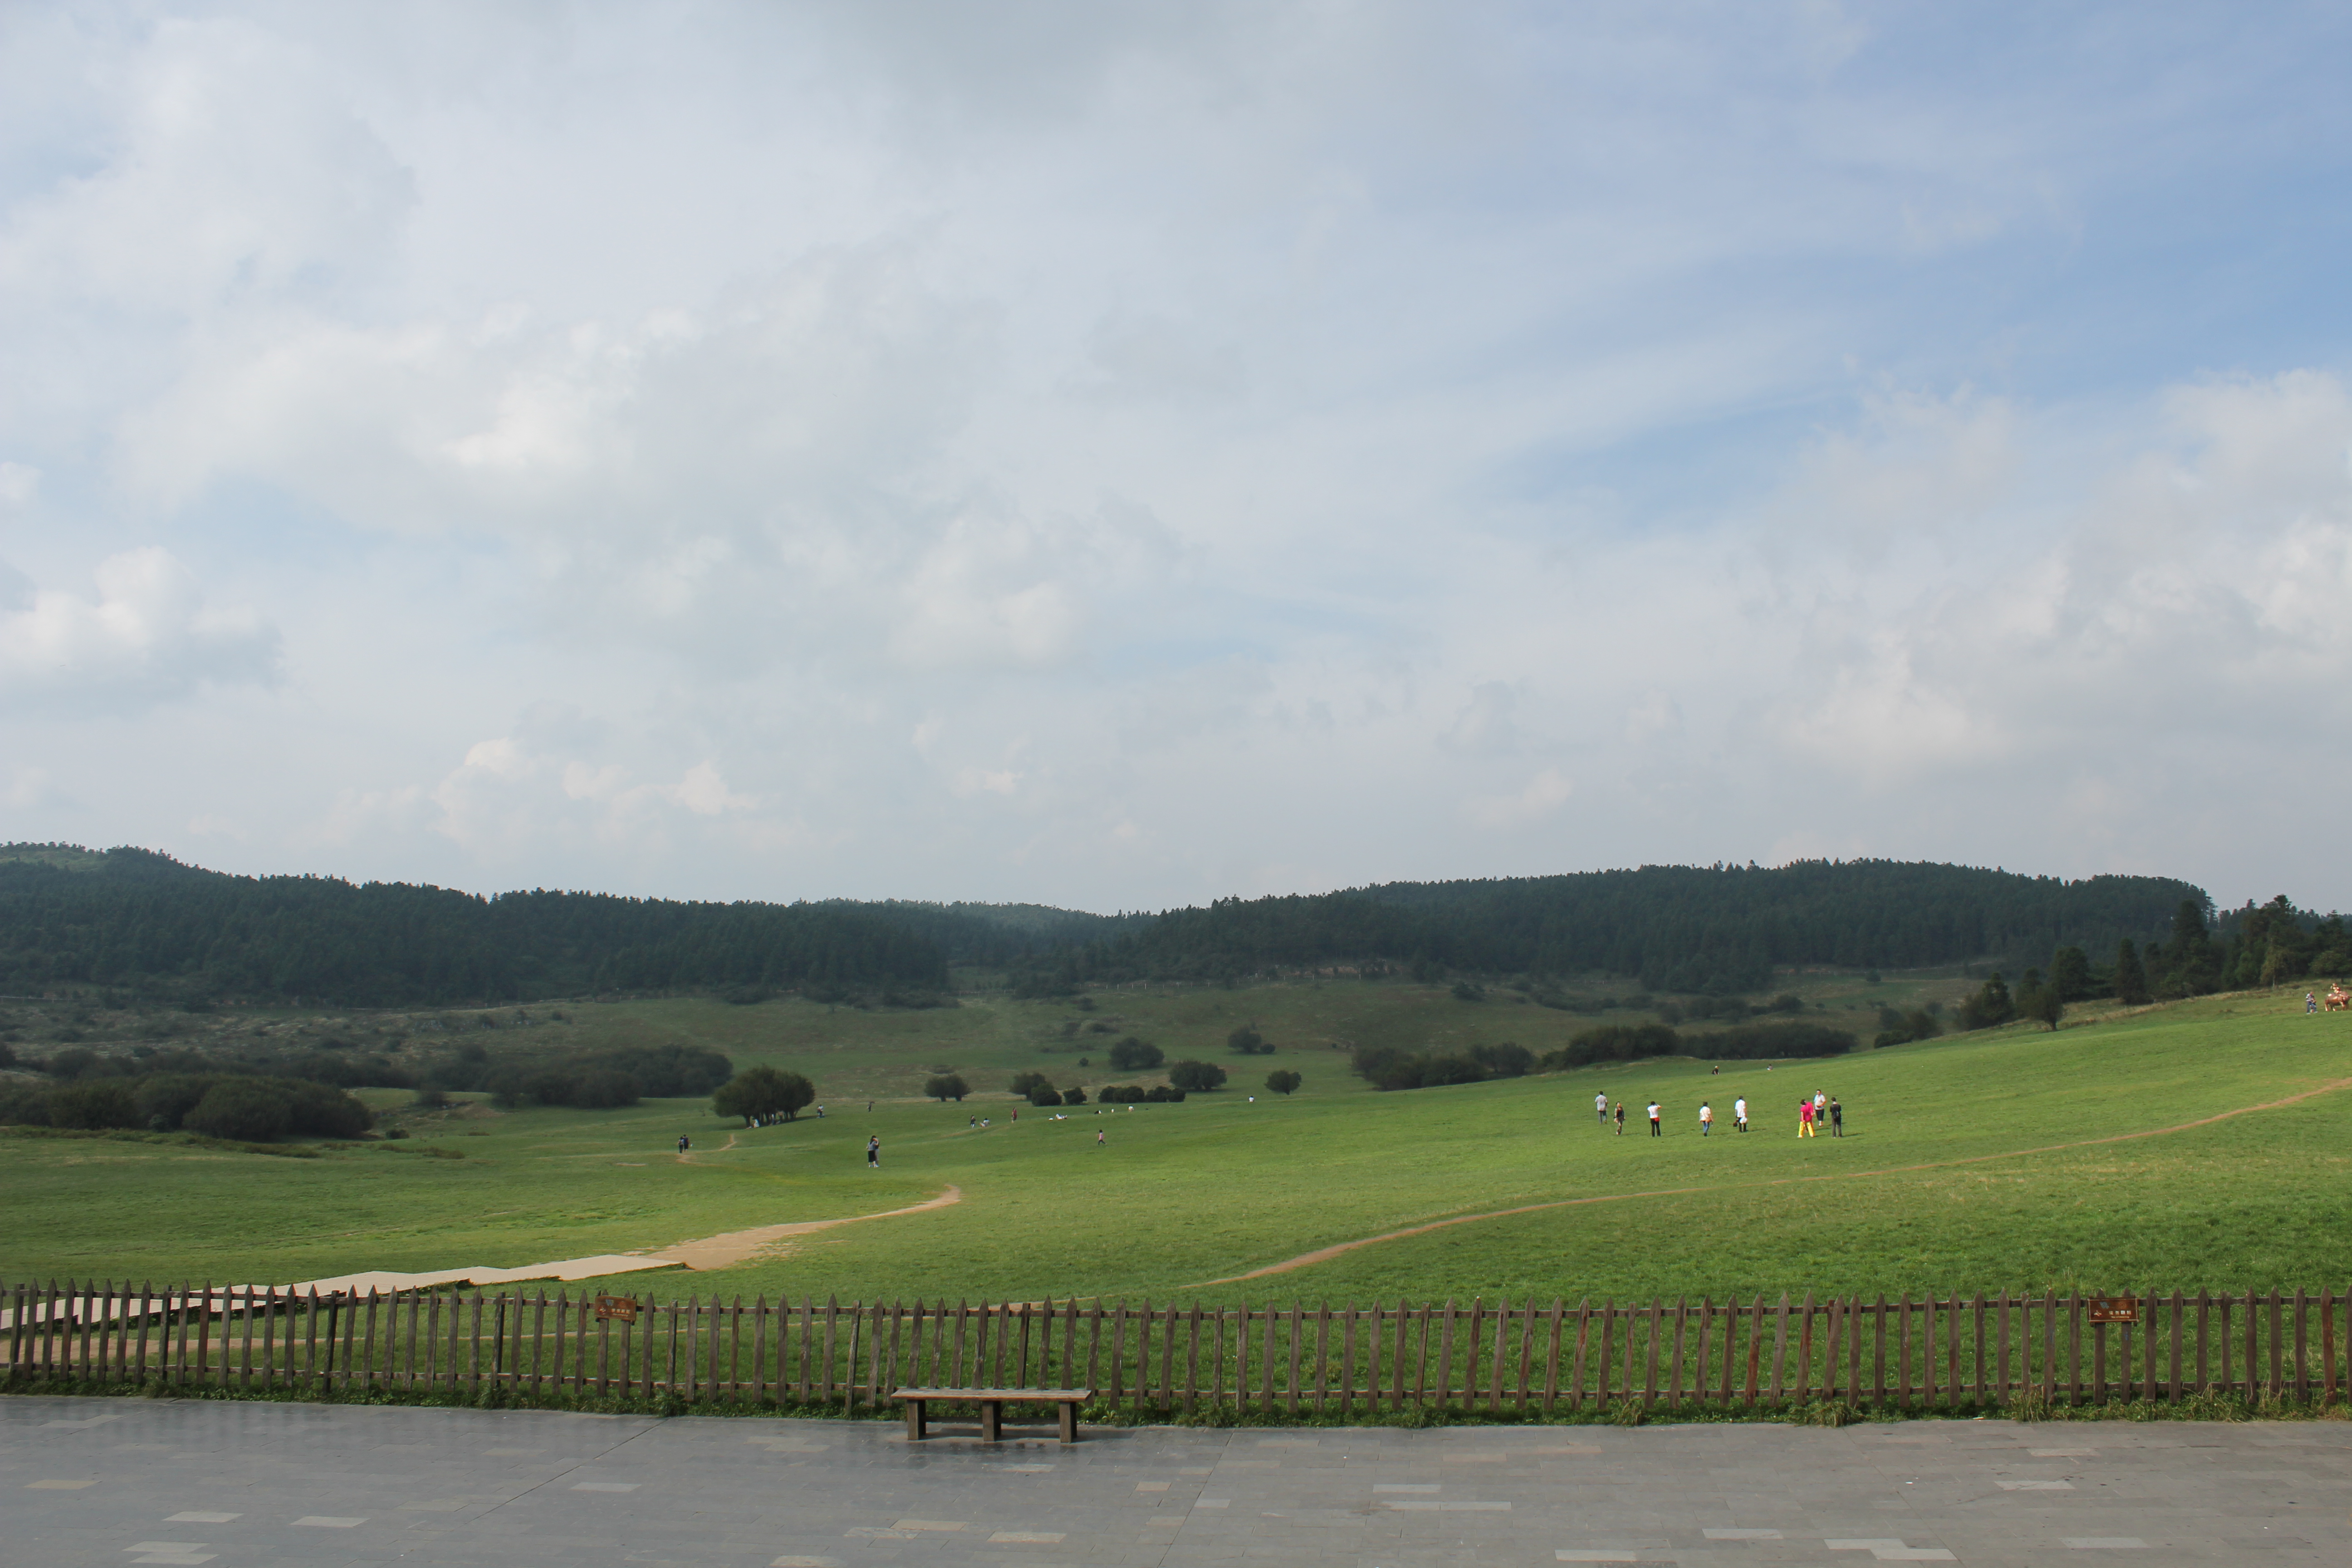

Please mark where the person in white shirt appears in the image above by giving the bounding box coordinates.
[1700,1101,1713,1136]
[1646,1100,1662,1137]
[1734,1096,1748,1132]
[1595,1091,1608,1127]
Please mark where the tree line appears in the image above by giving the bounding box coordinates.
[0,846,951,1006]
[15,844,2327,1012]
[1011,861,2211,992]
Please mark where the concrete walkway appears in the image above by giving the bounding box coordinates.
[6,1395,2347,1566]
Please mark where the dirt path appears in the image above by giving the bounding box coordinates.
[652,1185,963,1270]
[1187,1074,2352,1289]
[676,1132,741,1163]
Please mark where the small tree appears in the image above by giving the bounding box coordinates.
[2020,986,2065,1031]
[1061,1085,1088,1106]
[2114,939,2152,1006]
[1264,1070,1301,1095]
[2048,945,2094,1000]
[711,1066,814,1125]
[1026,1080,1063,1107]
[1955,972,2014,1031]
[1107,1037,1163,1071]
[1009,1070,1055,1098]
[924,1073,969,1102]
[1168,1059,1227,1092]
[1226,1026,1269,1056]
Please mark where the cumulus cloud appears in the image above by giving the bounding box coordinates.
[4,4,2350,907]
[0,549,277,712]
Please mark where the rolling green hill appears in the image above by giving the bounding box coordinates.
[5,976,2347,1306]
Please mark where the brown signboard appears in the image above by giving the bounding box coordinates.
[594,1294,640,1323]
[2087,1296,2141,1325]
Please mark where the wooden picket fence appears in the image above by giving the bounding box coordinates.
[6,1281,2347,1414]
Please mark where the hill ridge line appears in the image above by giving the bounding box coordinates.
[1186,1074,2352,1288]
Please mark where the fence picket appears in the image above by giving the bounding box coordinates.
[14,1278,2342,1416]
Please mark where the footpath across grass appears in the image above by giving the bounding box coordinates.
[5,985,2350,1307]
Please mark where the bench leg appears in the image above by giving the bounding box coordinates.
[905,1400,925,1441]
[980,1400,1000,1443]
[1058,1402,1077,1445]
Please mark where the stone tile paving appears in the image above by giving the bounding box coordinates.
[5,1396,2347,1566]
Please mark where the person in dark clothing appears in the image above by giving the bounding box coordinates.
[1613,1102,1625,1135]
[1829,1098,1842,1137]
[866,1135,880,1168]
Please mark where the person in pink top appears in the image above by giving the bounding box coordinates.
[1798,1098,1816,1138]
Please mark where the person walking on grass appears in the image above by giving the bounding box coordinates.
[1700,1100,1713,1136]
[866,1135,880,1169]
[1596,1091,1609,1127]
[1614,1101,1626,1135]
[1647,1100,1662,1137]
[1798,1098,1815,1138]
[1097,1129,1105,1146]
[1829,1096,1843,1137]
[1734,1096,1747,1133]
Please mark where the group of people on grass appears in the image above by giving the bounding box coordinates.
[1595,1089,1842,1138]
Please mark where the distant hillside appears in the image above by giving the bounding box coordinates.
[0,844,2255,1009]
[1017,861,2212,994]
[0,846,950,1007]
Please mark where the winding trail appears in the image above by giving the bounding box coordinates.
[1186,1074,2352,1289]
[651,1185,962,1270]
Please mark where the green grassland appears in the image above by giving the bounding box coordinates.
[5,975,2350,1308]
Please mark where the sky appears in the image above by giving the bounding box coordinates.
[3,1,2350,914]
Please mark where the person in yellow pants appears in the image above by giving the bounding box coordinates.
[1798,1098,1816,1137]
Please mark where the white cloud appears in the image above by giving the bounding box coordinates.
[4,5,2351,909]
[1469,768,1573,829]
[0,549,277,711]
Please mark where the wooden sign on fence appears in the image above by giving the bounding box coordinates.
[594,1294,639,1323]
[2087,1296,2141,1324]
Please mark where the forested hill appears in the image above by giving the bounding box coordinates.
[0,845,985,1007]
[1020,861,2209,993]
[1,844,2215,1007]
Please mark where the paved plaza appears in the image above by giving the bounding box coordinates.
[6,1394,2347,1567]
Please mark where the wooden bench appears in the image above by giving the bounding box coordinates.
[892,1387,1093,1444]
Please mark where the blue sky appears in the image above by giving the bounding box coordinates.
[3,1,2349,912]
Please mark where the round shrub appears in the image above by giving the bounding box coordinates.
[1167,1059,1227,1092]
[1107,1037,1163,1071]
[45,1079,140,1130]
[185,1079,293,1142]
[133,1073,217,1132]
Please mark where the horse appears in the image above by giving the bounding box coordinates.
[2327,987,2351,1013]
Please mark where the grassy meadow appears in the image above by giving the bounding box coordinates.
[6,973,2351,1307]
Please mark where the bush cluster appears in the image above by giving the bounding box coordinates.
[1541,1019,1854,1071]
[1352,1041,1532,1091]
[1106,1037,1163,1070]
[711,1065,816,1124]
[1167,1059,1228,1092]
[1097,1083,1186,1103]
[1225,1026,1275,1055]
[466,1044,734,1111]
[0,1070,371,1140]
[923,1073,970,1102]
[1872,1005,1944,1049]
